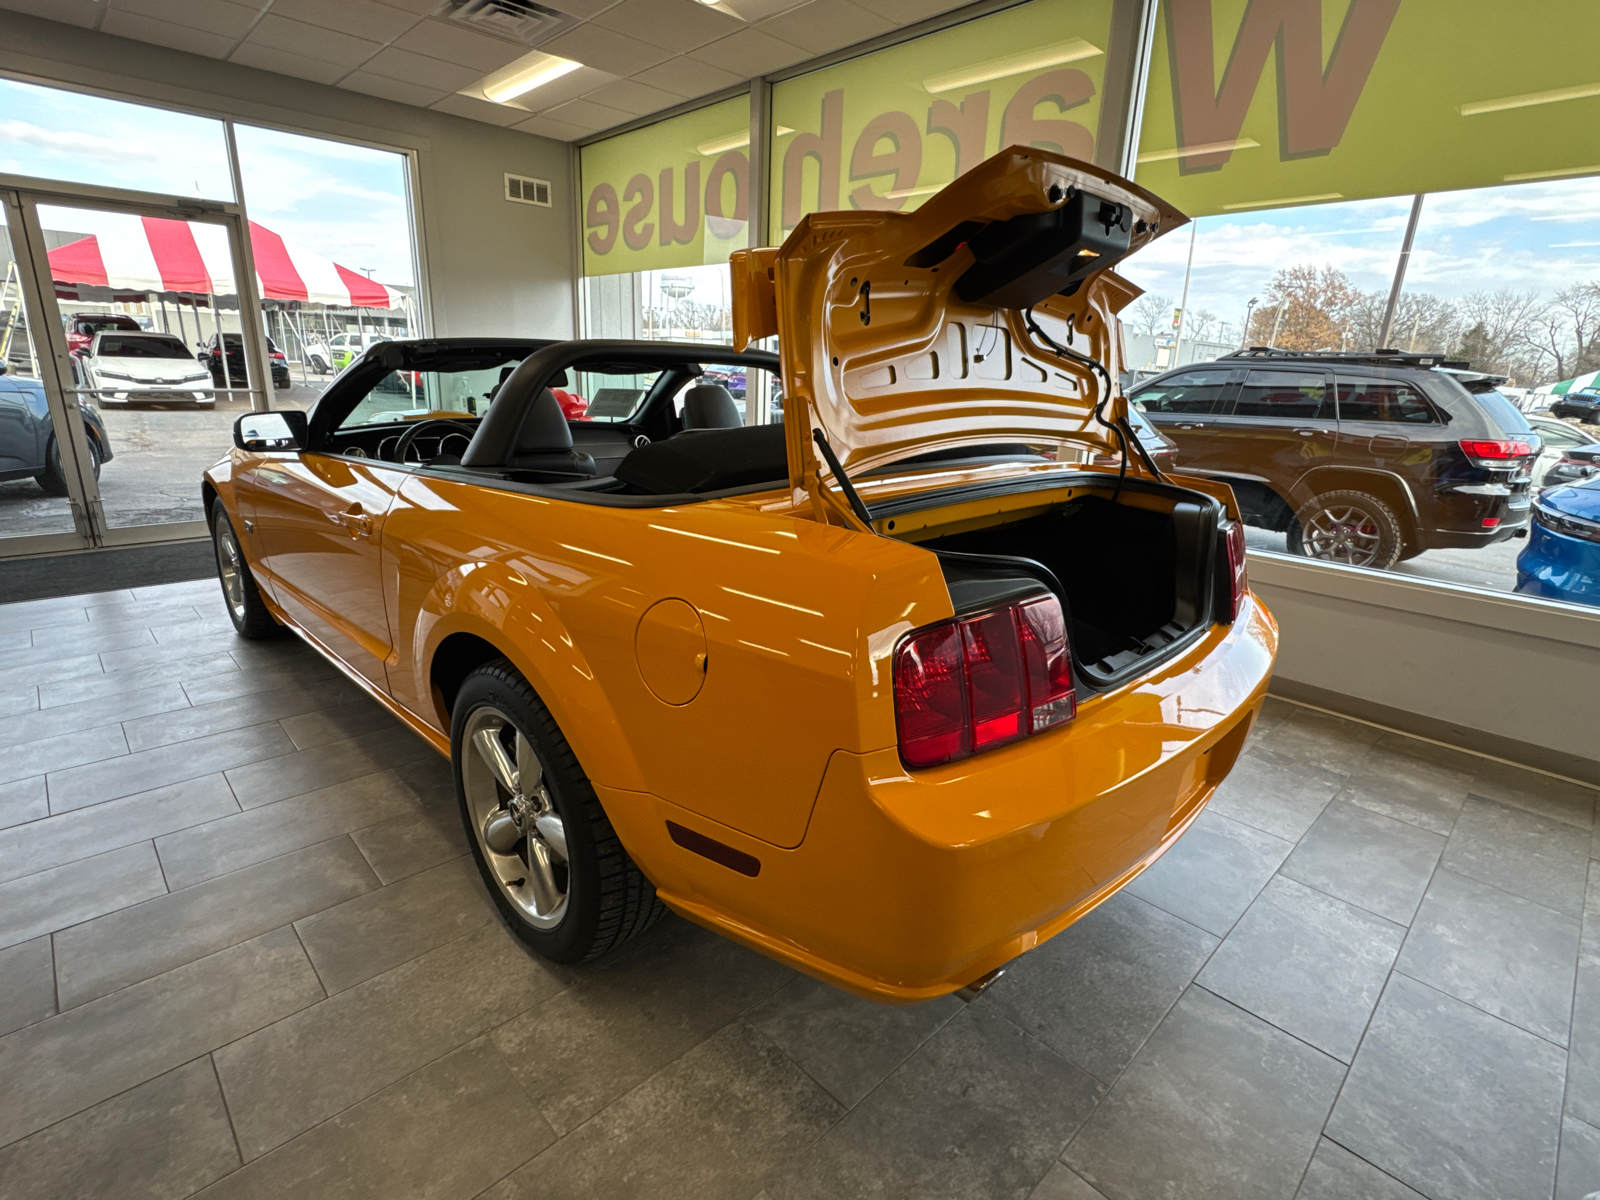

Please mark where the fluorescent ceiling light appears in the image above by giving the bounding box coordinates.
[1221,192,1343,211]
[1504,163,1600,183]
[1461,82,1600,116]
[923,39,1101,94]
[1138,138,1259,164]
[695,126,792,155]
[475,51,582,104]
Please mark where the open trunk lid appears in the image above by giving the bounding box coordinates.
[732,146,1185,523]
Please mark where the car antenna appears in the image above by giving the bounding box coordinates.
[811,428,874,529]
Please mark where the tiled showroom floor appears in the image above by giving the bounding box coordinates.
[0,578,1597,1200]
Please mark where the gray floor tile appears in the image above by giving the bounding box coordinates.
[214,923,567,1160]
[489,1020,839,1200]
[1295,1140,1426,1200]
[982,891,1218,1083]
[770,1006,1099,1200]
[295,856,495,994]
[156,770,418,890]
[37,653,238,709]
[747,973,963,1108]
[0,681,188,752]
[121,678,357,753]
[131,578,227,604]
[0,629,27,652]
[179,653,343,706]
[490,919,793,1136]
[0,937,55,1037]
[1442,795,1592,918]
[1327,972,1566,1200]
[85,593,193,619]
[195,1039,550,1200]
[278,695,397,750]
[0,773,238,886]
[0,926,321,1148]
[0,647,105,689]
[1199,875,1405,1062]
[0,688,38,719]
[1556,1116,1600,1200]
[1281,800,1447,924]
[1204,746,1345,842]
[0,721,129,787]
[1029,1164,1110,1200]
[47,722,294,814]
[350,805,471,884]
[0,841,166,951]
[0,1057,239,1199]
[54,836,379,1008]
[150,615,246,643]
[98,632,258,674]
[1251,707,1384,777]
[0,775,46,830]
[1123,809,1293,936]
[1338,735,1477,835]
[1063,987,1344,1200]
[1470,760,1598,830]
[1562,864,1600,1127]
[1397,868,1579,1045]
[225,725,437,809]
[27,621,157,655]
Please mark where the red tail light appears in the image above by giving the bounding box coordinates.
[893,595,1075,769]
[1459,439,1533,460]
[1222,520,1248,622]
[270,351,286,361]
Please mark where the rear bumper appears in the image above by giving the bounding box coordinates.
[610,596,1278,1002]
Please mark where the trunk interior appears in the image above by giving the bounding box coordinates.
[903,483,1223,689]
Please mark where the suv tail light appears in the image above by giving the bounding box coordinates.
[1459,438,1534,462]
[893,595,1075,769]
[1221,520,1248,622]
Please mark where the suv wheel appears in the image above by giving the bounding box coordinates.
[1287,490,1403,570]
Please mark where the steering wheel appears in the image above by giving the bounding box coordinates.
[391,418,471,464]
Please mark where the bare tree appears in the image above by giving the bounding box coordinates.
[1517,284,1600,382]
[1186,308,1221,343]
[1128,292,1175,338]
[1453,289,1546,379]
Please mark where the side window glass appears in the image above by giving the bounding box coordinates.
[1337,374,1438,424]
[1132,371,1230,415]
[1234,370,1332,419]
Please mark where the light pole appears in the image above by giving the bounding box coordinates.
[1241,298,1258,350]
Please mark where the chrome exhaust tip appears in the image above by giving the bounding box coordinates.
[955,966,1007,1003]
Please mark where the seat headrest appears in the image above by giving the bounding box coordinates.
[682,383,742,430]
[515,389,573,453]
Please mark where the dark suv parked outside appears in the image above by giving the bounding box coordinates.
[1129,349,1536,569]
[1550,390,1600,424]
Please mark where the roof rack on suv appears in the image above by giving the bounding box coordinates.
[1221,347,1470,370]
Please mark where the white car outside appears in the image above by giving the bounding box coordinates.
[85,332,214,406]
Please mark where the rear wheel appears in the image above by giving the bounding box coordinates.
[1287,490,1403,570]
[452,660,663,964]
[212,506,283,639]
[35,435,100,497]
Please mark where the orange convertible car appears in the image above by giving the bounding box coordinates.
[204,149,1276,1002]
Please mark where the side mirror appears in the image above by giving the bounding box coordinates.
[234,409,307,452]
[197,351,208,363]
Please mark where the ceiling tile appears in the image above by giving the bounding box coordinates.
[391,20,530,73]
[756,0,892,54]
[591,0,746,55]
[687,27,807,75]
[853,0,965,24]
[246,14,383,68]
[512,113,593,141]
[544,0,629,19]
[0,0,100,29]
[713,0,810,21]
[540,96,635,133]
[228,42,351,85]
[629,54,745,98]
[428,92,530,126]
[362,45,486,91]
[538,23,675,75]
[266,0,421,43]
[339,70,452,107]
[580,78,684,117]
[500,65,622,114]
[109,0,259,39]
[365,0,439,12]
[100,10,236,59]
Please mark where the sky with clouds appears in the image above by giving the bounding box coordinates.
[1,78,415,287]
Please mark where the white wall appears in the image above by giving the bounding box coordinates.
[0,10,576,340]
[1252,554,1600,784]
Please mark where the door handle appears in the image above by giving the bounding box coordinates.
[1294,428,1317,437]
[337,504,373,538]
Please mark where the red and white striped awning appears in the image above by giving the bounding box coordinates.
[47,215,401,309]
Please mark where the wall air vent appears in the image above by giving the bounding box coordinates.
[506,174,553,207]
[435,0,574,47]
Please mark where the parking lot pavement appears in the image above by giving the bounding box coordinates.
[1245,528,1527,594]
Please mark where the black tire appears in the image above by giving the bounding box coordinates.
[452,659,663,964]
[35,434,100,497]
[211,505,284,639]
[1286,490,1404,570]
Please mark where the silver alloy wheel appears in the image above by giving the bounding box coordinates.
[215,519,247,623]
[461,705,569,929]
[1300,503,1383,567]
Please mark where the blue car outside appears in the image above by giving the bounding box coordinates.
[1517,478,1600,607]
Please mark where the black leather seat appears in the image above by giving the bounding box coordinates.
[681,383,743,430]
[506,388,596,477]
